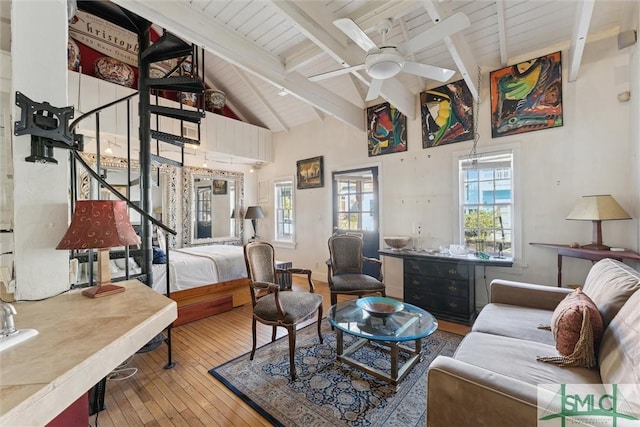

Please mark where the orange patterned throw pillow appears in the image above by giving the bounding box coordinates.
[537,288,604,368]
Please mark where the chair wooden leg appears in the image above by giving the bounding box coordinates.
[317,305,323,344]
[271,325,277,342]
[250,318,257,360]
[331,293,337,306]
[287,326,296,381]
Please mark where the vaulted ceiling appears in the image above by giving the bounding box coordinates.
[59,1,640,133]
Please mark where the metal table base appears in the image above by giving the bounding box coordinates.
[335,329,423,389]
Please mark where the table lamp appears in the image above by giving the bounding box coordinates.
[57,200,141,297]
[244,206,265,240]
[566,194,631,250]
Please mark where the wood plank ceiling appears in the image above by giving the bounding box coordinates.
[111,0,636,134]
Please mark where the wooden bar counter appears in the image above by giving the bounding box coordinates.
[0,280,177,426]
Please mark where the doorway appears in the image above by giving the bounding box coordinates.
[332,167,380,277]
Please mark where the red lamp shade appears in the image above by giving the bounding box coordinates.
[57,200,140,298]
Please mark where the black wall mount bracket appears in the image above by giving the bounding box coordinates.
[13,91,83,164]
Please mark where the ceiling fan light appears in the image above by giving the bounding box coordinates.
[365,47,405,80]
[367,61,402,79]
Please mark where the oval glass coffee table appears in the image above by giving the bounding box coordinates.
[328,297,438,388]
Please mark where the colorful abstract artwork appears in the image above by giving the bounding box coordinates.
[366,103,407,156]
[420,80,474,148]
[490,51,563,138]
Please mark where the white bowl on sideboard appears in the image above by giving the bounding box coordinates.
[384,236,411,251]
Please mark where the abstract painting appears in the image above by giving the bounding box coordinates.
[420,80,474,148]
[490,51,563,138]
[366,102,407,156]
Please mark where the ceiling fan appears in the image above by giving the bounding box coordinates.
[309,12,471,101]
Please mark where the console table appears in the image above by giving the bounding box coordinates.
[380,249,513,325]
[530,243,640,287]
[0,280,177,426]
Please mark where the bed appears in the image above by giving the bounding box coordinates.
[151,245,249,326]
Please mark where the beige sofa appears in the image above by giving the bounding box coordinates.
[427,258,640,427]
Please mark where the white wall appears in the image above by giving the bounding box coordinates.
[11,0,70,299]
[259,36,639,306]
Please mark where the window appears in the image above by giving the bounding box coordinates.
[274,179,294,242]
[459,151,513,257]
[335,171,375,232]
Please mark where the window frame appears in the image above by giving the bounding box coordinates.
[453,145,522,262]
[273,176,296,248]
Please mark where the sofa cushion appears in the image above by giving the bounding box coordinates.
[546,288,603,368]
[599,289,640,410]
[454,332,602,386]
[472,303,555,346]
[582,258,640,327]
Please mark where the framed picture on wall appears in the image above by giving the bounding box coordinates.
[490,51,563,138]
[296,156,323,189]
[420,80,474,148]
[366,102,407,156]
[212,179,227,195]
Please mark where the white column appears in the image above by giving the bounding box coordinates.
[11,0,70,299]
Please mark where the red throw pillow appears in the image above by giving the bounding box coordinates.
[539,288,604,368]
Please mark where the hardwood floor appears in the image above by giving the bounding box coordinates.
[94,279,469,427]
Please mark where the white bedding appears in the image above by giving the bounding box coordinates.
[151,244,247,293]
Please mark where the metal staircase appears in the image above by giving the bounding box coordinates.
[141,30,206,167]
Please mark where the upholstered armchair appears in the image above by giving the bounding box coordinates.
[243,241,323,380]
[327,234,386,306]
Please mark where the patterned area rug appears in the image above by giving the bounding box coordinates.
[209,321,462,426]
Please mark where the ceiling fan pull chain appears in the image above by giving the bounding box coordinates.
[469,67,482,165]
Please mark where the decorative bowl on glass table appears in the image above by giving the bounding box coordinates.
[356,296,404,318]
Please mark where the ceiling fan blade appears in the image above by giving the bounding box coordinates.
[401,11,471,55]
[403,62,456,82]
[308,64,365,82]
[334,18,378,52]
[366,78,384,101]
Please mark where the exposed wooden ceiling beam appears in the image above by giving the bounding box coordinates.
[420,0,479,101]
[347,74,367,107]
[495,0,508,67]
[350,1,418,33]
[269,1,349,67]
[568,0,595,82]
[232,66,289,133]
[398,18,426,90]
[283,41,325,73]
[112,0,364,130]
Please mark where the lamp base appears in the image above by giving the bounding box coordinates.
[82,283,126,298]
[580,243,611,251]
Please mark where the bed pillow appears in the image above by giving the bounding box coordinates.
[156,229,166,252]
[114,257,139,270]
[153,246,167,264]
[537,288,603,368]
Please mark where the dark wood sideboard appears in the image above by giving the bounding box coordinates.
[380,249,513,325]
